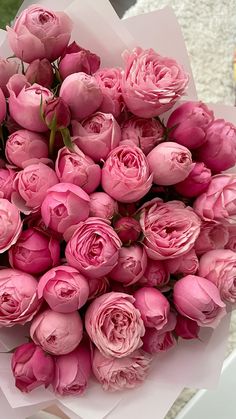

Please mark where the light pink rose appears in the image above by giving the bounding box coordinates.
[0,58,19,96]
[194,221,229,255]
[72,112,121,162]
[175,162,212,198]
[173,275,226,328]
[88,276,110,300]
[12,162,58,214]
[9,228,60,275]
[6,129,48,168]
[41,183,90,241]
[0,268,40,326]
[198,249,236,303]
[109,245,147,286]
[65,217,121,278]
[133,287,170,330]
[0,167,16,200]
[30,309,83,355]
[7,5,72,63]
[225,226,236,251]
[38,265,89,313]
[55,145,101,194]
[142,312,177,354]
[147,142,193,186]
[165,249,199,275]
[89,192,118,220]
[0,199,22,253]
[85,292,145,358]
[139,199,201,260]
[59,41,100,80]
[11,342,54,393]
[121,47,188,117]
[60,72,103,120]
[25,59,54,88]
[139,259,170,288]
[92,348,152,391]
[0,87,6,123]
[94,67,123,118]
[102,144,152,203]
[174,314,200,340]
[114,216,141,244]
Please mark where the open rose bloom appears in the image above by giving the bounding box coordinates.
[0,2,235,419]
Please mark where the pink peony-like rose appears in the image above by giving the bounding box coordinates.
[194,221,229,255]
[30,309,83,355]
[59,41,100,80]
[109,245,147,286]
[7,5,72,63]
[0,58,19,96]
[0,87,6,123]
[65,217,121,278]
[175,162,211,198]
[147,142,193,186]
[139,199,201,260]
[38,265,89,313]
[25,59,54,88]
[133,287,170,330]
[173,275,226,328]
[11,342,54,393]
[142,312,176,354]
[121,47,188,118]
[9,228,60,275]
[0,199,22,253]
[0,268,40,326]
[139,259,170,288]
[89,192,118,220]
[174,315,200,340]
[6,129,48,168]
[92,348,152,391]
[94,67,123,118]
[102,144,152,203]
[72,112,121,162]
[114,216,141,244]
[165,249,199,275]
[0,167,16,200]
[88,276,110,300]
[85,292,145,358]
[167,101,214,149]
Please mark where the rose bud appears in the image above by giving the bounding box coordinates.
[30,309,83,355]
[60,72,103,120]
[65,217,121,278]
[11,342,54,393]
[12,162,58,214]
[175,162,211,198]
[0,268,40,326]
[0,58,19,96]
[142,312,177,354]
[41,183,90,241]
[7,74,53,132]
[6,129,48,168]
[0,87,6,123]
[109,245,147,286]
[0,167,16,199]
[94,67,123,118]
[167,101,214,149]
[59,41,100,80]
[195,221,229,255]
[173,275,226,328]
[133,287,170,330]
[25,58,54,88]
[102,144,152,203]
[165,249,199,275]
[147,142,193,186]
[72,112,121,162]
[85,292,145,358]
[114,216,141,244]
[139,259,170,288]
[92,348,152,391]
[121,47,188,118]
[196,120,236,172]
[121,116,164,155]
[118,202,137,217]
[89,192,118,220]
[0,199,22,253]
[9,228,60,275]
[7,5,72,63]
[38,265,89,313]
[44,97,71,131]
[88,276,110,300]
[174,314,200,340]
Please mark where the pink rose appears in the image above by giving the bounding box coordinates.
[225,226,236,251]
[60,72,103,120]
[92,348,152,391]
[114,216,141,244]
[0,268,40,326]
[41,183,90,241]
[139,199,201,260]
[109,245,147,286]
[0,87,6,123]
[59,41,100,80]
[0,199,22,253]
[7,75,53,132]
[6,129,48,168]
[7,5,72,63]
[167,101,214,149]
[66,217,121,278]
[88,276,110,300]
[139,259,170,288]
[25,59,54,88]
[30,309,83,355]
[0,58,19,96]
[12,162,58,214]
[194,221,229,255]
[72,112,121,162]
[102,144,152,203]
[175,162,212,198]
[85,292,145,357]
[121,116,164,155]
[173,275,226,328]
[11,342,54,393]
[53,342,91,395]
[196,120,236,172]
[198,249,236,303]
[38,265,89,312]
[165,249,199,275]
[133,287,170,330]
[147,142,193,186]
[94,67,123,118]
[142,313,177,354]
[55,145,101,194]
[174,315,200,340]
[44,97,71,131]
[121,47,188,117]
[9,228,60,275]
[0,167,16,200]
[89,192,118,220]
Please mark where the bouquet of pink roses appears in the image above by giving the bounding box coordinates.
[0,1,235,418]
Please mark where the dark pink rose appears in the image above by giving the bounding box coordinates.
[25,59,54,88]
[89,192,118,220]
[109,245,147,286]
[94,67,123,118]
[44,97,71,130]
[142,313,177,354]
[139,259,170,288]
[0,58,19,96]
[59,41,100,80]
[88,276,110,300]
[174,315,200,340]
[0,199,22,253]
[194,221,229,255]
[165,249,199,275]
[133,287,170,330]
[225,226,236,251]
[114,216,141,244]
[175,162,212,198]
[0,87,6,123]
[0,167,16,200]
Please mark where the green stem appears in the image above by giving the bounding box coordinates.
[49,124,57,156]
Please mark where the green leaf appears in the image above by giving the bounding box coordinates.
[60,127,74,152]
